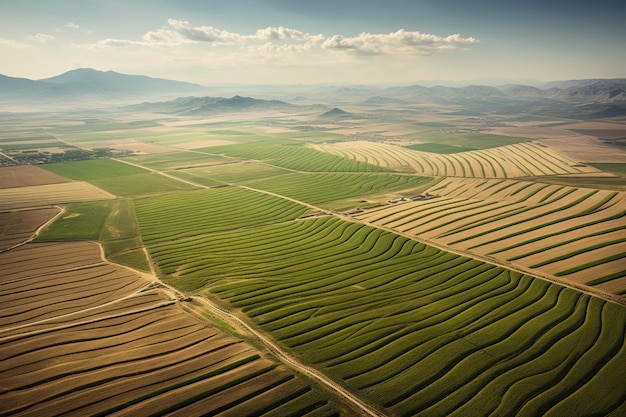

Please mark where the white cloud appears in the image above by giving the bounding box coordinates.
[65,22,80,30]
[142,18,242,45]
[322,29,478,55]
[254,26,322,42]
[28,33,56,43]
[90,19,478,60]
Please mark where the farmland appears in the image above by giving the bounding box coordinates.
[1,97,625,416]
[144,216,626,416]
[310,141,602,178]
[355,178,626,294]
[0,208,356,416]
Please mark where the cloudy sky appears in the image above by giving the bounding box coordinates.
[1,0,625,85]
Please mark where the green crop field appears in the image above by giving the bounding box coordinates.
[123,151,233,171]
[90,172,198,197]
[36,199,150,271]
[170,161,291,184]
[36,201,112,241]
[141,216,626,416]
[404,142,476,154]
[134,186,308,244]
[42,158,199,197]
[42,158,148,180]
[592,163,626,175]
[241,173,433,208]
[199,141,386,172]
[7,101,626,417]
[402,131,530,150]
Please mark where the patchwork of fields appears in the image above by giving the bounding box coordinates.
[0,212,355,417]
[144,216,626,416]
[2,110,626,416]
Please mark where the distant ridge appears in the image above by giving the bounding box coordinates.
[127,95,297,115]
[0,69,625,118]
[0,68,209,105]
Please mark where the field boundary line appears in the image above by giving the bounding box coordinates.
[191,296,387,417]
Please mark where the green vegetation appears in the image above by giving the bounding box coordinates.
[242,172,433,208]
[142,216,626,415]
[171,162,291,185]
[42,158,148,180]
[8,109,625,416]
[402,131,530,150]
[592,163,626,175]
[123,151,233,171]
[35,199,150,271]
[41,158,198,197]
[134,187,308,244]
[90,172,198,197]
[524,175,626,191]
[199,141,386,172]
[36,201,111,240]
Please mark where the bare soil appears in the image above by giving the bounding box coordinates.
[0,208,60,250]
[0,165,70,189]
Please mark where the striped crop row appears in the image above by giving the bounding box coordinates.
[200,142,385,172]
[356,178,626,293]
[147,216,626,416]
[310,141,602,178]
[0,241,352,417]
[134,186,308,244]
[242,172,432,206]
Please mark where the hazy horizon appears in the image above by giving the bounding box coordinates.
[1,0,625,85]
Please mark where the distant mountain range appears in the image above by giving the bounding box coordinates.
[128,95,298,116]
[0,68,208,105]
[0,68,624,118]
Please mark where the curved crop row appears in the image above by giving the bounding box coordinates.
[148,216,626,416]
[310,141,601,178]
[134,187,308,244]
[356,178,626,292]
[200,141,385,172]
[241,172,432,207]
[0,241,351,417]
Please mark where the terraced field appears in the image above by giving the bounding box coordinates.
[142,216,626,416]
[310,141,601,178]
[356,178,626,294]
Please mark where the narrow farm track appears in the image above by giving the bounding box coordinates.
[192,296,386,417]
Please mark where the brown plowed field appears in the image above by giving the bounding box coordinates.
[0,208,60,250]
[0,182,114,210]
[0,240,351,416]
[0,165,70,188]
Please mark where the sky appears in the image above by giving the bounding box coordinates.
[1,0,625,86]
